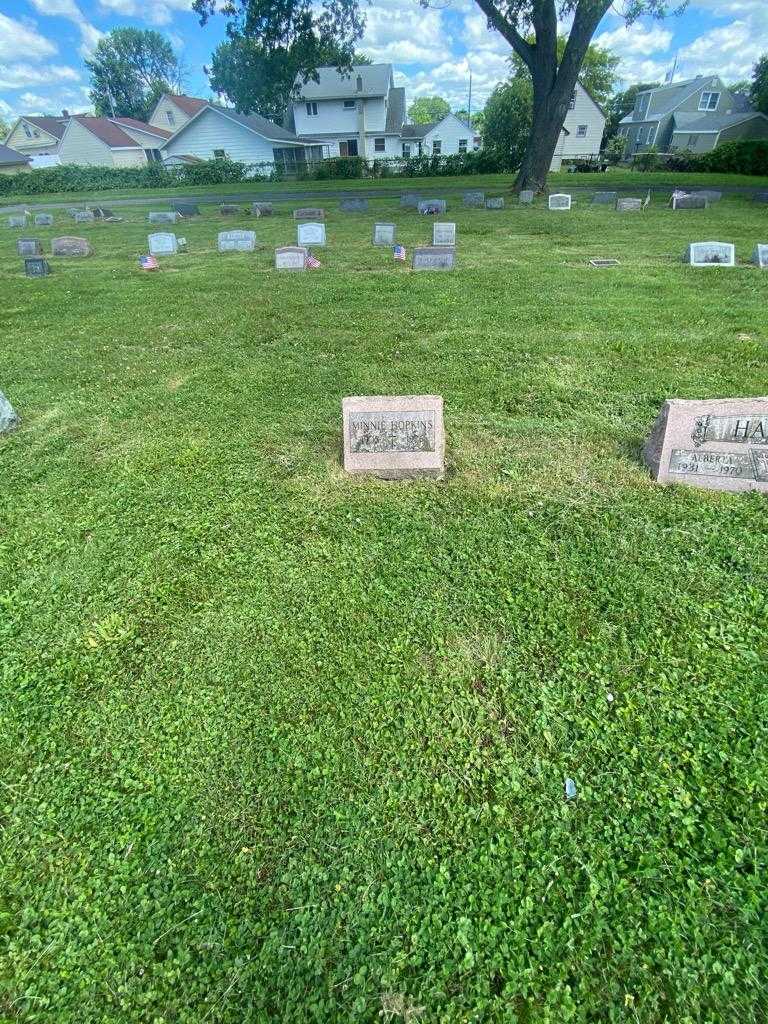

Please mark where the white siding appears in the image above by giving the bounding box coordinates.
[422,114,476,156]
[119,124,169,149]
[561,84,605,158]
[364,134,401,158]
[112,149,148,168]
[58,120,117,166]
[294,95,386,137]
[6,120,60,156]
[162,108,281,163]
[150,96,192,133]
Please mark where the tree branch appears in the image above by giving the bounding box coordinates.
[472,0,535,70]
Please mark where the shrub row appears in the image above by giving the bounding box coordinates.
[301,150,509,180]
[0,158,273,196]
[662,139,768,176]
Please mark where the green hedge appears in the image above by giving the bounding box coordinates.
[664,139,768,175]
[0,158,271,197]
[300,150,507,180]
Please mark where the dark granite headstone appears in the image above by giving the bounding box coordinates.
[252,203,273,216]
[463,191,485,207]
[173,202,200,217]
[24,257,50,277]
[643,398,768,493]
[400,193,421,209]
[340,198,368,212]
[17,238,42,256]
[293,207,325,220]
[51,236,91,256]
[8,215,27,228]
[220,204,240,215]
[592,192,618,205]
[673,194,707,210]
[148,211,178,224]
[34,213,53,226]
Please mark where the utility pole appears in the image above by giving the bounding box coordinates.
[467,65,472,127]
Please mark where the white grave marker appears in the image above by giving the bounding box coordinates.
[432,222,456,246]
[548,194,572,211]
[147,232,178,255]
[297,222,326,247]
[685,242,735,267]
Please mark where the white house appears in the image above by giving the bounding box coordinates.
[56,116,172,167]
[549,83,607,170]
[160,102,323,170]
[149,93,209,134]
[289,63,480,158]
[4,115,68,159]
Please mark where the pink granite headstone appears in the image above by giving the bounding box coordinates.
[342,395,445,480]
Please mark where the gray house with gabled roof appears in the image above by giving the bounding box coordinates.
[619,75,768,155]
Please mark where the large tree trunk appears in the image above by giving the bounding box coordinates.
[515,72,575,192]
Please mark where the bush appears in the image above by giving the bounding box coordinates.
[663,139,768,175]
[632,146,660,172]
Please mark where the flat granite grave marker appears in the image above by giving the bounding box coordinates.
[418,199,447,215]
[17,238,42,256]
[400,193,421,209]
[616,198,642,212]
[592,192,618,205]
[220,204,240,215]
[34,213,53,226]
[173,202,200,217]
[8,215,27,228]
[486,197,504,209]
[74,211,95,223]
[753,244,768,269]
[297,222,326,247]
[0,391,20,434]
[685,241,735,266]
[589,259,620,268]
[463,191,485,207]
[275,246,307,270]
[252,203,273,216]
[412,246,455,271]
[218,229,256,252]
[24,257,50,277]
[148,232,178,256]
[342,395,445,480]
[373,223,396,246]
[673,194,707,210]
[148,211,178,224]
[643,397,768,493]
[519,190,534,205]
[432,222,456,246]
[549,194,572,210]
[340,198,368,212]
[51,236,90,256]
[293,207,325,221]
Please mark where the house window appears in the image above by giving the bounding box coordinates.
[576,124,588,138]
[343,99,356,109]
[569,91,576,111]
[144,148,162,162]
[688,135,699,147]
[305,102,318,116]
[699,91,720,112]
[23,123,33,138]
[340,139,358,157]
[356,75,363,91]
[374,137,385,152]
[213,148,227,159]
[402,143,411,158]
[432,139,441,155]
[166,110,176,126]
[647,124,657,145]
[458,138,467,153]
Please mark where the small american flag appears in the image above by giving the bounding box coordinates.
[139,254,159,271]
[305,251,321,269]
[393,244,406,261]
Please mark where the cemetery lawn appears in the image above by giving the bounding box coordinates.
[2,196,767,1023]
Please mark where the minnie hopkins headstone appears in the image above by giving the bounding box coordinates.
[342,395,445,480]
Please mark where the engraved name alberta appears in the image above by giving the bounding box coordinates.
[349,411,436,454]
[670,449,768,482]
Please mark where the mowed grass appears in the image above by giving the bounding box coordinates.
[1,195,767,1023]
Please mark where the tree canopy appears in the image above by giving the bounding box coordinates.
[750,54,768,115]
[85,28,182,122]
[0,116,10,141]
[510,34,619,105]
[407,96,451,124]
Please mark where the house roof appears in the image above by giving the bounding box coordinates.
[385,87,406,133]
[672,110,768,134]
[620,75,724,124]
[295,63,393,100]
[167,94,209,116]
[20,116,68,140]
[401,122,434,139]
[0,143,31,166]
[113,117,172,139]
[162,103,312,149]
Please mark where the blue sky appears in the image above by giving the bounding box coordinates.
[1,0,765,125]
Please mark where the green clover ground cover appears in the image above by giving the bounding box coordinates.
[1,196,767,1022]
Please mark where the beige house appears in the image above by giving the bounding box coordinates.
[0,143,31,175]
[149,93,209,134]
[4,116,68,159]
[57,116,172,167]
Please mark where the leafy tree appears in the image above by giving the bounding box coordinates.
[195,0,683,191]
[750,54,768,115]
[510,34,619,105]
[207,38,369,121]
[407,96,451,124]
[85,28,182,122]
[727,80,750,97]
[604,81,660,139]
[0,116,9,141]
[454,108,486,133]
[482,78,532,169]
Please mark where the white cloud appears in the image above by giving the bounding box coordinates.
[26,0,103,59]
[677,18,766,82]
[0,63,80,89]
[360,0,447,65]
[97,0,193,27]
[0,13,57,62]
